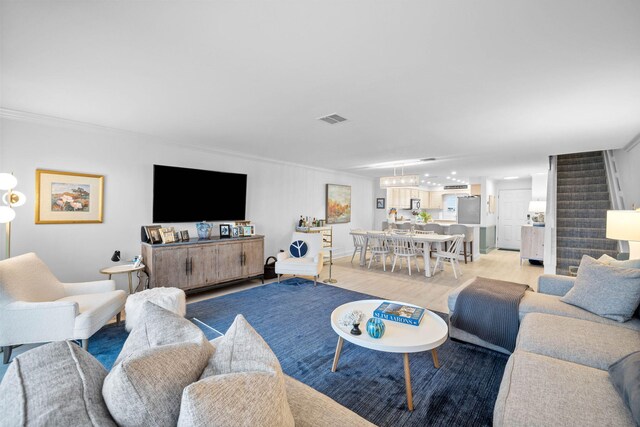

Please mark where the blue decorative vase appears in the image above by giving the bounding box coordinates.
[196,221,212,239]
[366,317,385,339]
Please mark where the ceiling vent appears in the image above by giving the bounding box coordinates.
[318,114,347,124]
[420,158,436,162]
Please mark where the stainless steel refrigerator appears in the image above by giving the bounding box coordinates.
[457,196,481,224]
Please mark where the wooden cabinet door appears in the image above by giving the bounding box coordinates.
[152,247,189,289]
[398,188,411,208]
[217,241,243,282]
[430,191,444,209]
[189,245,218,287]
[420,190,430,209]
[242,239,264,277]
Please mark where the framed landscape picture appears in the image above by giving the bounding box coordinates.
[35,169,104,224]
[326,184,351,224]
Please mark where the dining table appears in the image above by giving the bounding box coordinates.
[350,230,455,278]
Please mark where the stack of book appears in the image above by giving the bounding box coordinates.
[373,302,425,326]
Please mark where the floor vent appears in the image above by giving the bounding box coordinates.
[318,114,347,124]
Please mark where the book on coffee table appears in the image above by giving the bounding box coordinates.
[373,302,425,326]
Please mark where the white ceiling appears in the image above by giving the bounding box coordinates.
[2,1,639,180]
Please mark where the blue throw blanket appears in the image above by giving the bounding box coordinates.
[451,277,530,352]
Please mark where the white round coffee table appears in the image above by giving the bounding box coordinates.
[330,299,448,411]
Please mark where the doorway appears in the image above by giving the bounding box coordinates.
[497,189,530,250]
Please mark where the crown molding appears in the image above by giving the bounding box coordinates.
[0,108,372,180]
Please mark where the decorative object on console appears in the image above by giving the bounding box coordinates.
[326,184,351,224]
[243,225,254,236]
[145,225,162,244]
[607,209,640,259]
[0,172,26,258]
[231,226,239,238]
[111,250,121,262]
[35,169,103,224]
[159,227,176,244]
[180,230,190,241]
[220,224,231,238]
[366,317,386,339]
[376,198,385,209]
[196,221,212,239]
[528,200,546,225]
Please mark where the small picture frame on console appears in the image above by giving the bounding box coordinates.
[180,230,190,241]
[220,224,231,238]
[243,225,253,236]
[231,226,239,238]
[145,225,162,244]
[159,227,176,244]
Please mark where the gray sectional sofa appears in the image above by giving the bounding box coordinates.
[449,274,640,426]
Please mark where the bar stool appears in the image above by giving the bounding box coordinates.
[449,224,474,264]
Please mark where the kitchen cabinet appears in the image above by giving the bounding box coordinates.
[142,236,265,292]
[430,191,444,209]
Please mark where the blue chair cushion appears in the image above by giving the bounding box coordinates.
[289,240,308,258]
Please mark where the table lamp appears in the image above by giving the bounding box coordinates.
[0,173,26,259]
[606,210,640,260]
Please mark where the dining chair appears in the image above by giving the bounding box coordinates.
[413,229,435,253]
[367,232,391,271]
[389,234,421,276]
[432,234,465,279]
[350,231,369,264]
[448,224,474,264]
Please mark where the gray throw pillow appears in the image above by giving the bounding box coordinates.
[561,255,640,322]
[184,314,294,427]
[609,351,640,425]
[599,254,640,269]
[0,341,116,426]
[102,302,213,427]
[114,301,212,366]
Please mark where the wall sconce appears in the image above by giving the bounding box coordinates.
[0,173,26,259]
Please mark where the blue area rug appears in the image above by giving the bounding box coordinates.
[89,279,508,427]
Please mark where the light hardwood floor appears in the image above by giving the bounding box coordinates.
[189,249,543,314]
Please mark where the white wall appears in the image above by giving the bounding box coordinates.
[531,173,548,201]
[0,117,374,291]
[614,144,640,210]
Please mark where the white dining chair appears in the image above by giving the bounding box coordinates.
[367,232,391,271]
[413,229,435,254]
[432,234,465,279]
[350,231,369,264]
[390,234,421,276]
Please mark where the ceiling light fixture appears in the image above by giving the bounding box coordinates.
[379,166,420,189]
[451,171,457,175]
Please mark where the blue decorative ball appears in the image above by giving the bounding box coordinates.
[366,317,386,339]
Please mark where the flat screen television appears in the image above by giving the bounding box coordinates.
[152,165,247,222]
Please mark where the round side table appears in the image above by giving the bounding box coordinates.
[100,264,146,294]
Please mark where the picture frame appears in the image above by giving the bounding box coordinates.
[376,198,385,209]
[159,227,176,244]
[410,198,421,210]
[231,226,239,238]
[180,230,190,241]
[243,225,253,236]
[145,225,162,244]
[35,169,104,224]
[220,224,231,238]
[326,184,351,224]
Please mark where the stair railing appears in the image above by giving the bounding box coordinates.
[603,150,628,254]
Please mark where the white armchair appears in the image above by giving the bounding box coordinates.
[0,252,126,363]
[275,232,324,286]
